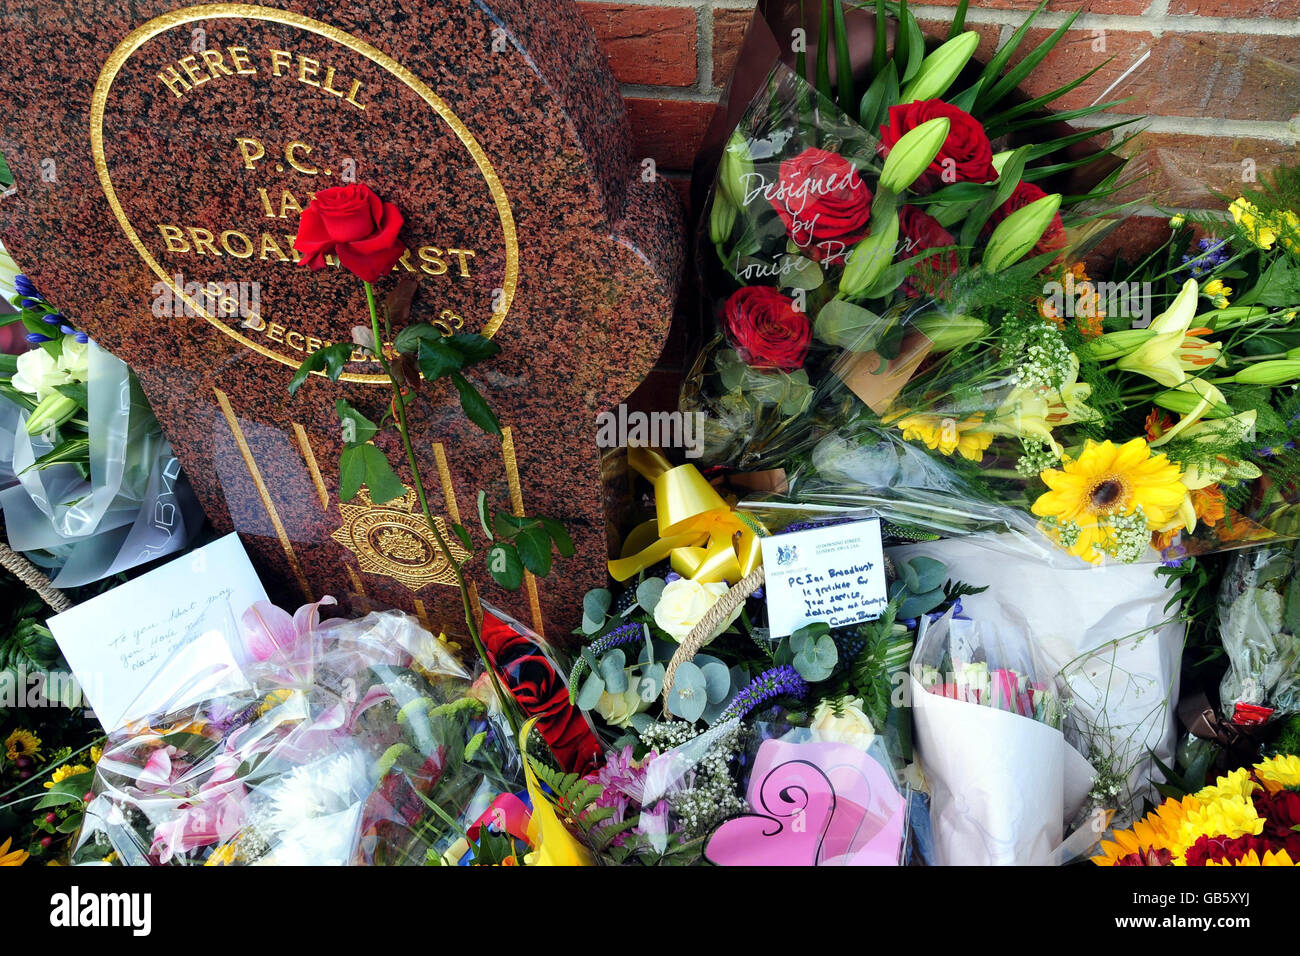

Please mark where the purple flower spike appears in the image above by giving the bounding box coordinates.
[40,312,61,325]
[14,274,38,299]
[25,332,51,344]
[716,665,807,724]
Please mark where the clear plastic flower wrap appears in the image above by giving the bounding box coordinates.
[70,597,523,865]
[908,605,1095,865]
[1217,542,1300,724]
[629,715,910,866]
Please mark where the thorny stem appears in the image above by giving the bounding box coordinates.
[363,282,523,737]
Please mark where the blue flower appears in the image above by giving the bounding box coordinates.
[25,332,52,344]
[14,274,39,299]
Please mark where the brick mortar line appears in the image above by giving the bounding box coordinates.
[910,4,1300,37]
[579,0,754,7]
[1073,112,1298,143]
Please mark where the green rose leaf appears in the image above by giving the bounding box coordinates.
[335,397,379,447]
[339,443,405,504]
[540,517,575,558]
[515,524,553,577]
[450,522,475,552]
[487,541,524,590]
[449,370,502,437]
[288,342,355,395]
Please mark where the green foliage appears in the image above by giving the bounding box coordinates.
[287,342,354,395]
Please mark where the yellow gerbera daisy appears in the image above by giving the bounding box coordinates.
[0,837,29,866]
[1173,797,1263,864]
[42,764,90,789]
[887,411,994,462]
[1032,438,1187,563]
[1253,753,1300,794]
[1205,848,1295,866]
[4,729,41,762]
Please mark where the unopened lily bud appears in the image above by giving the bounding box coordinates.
[710,192,737,244]
[718,132,754,209]
[25,394,78,436]
[899,31,980,104]
[911,313,988,351]
[878,117,950,194]
[1153,386,1230,418]
[1079,329,1158,361]
[982,192,1062,273]
[839,212,900,299]
[1197,305,1269,332]
[1233,360,1300,386]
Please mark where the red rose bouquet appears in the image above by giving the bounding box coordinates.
[684,0,1139,474]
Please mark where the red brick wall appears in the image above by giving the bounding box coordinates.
[577,0,1300,213]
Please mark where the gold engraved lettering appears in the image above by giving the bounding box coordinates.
[446,248,476,278]
[267,322,286,343]
[344,79,367,110]
[418,246,448,276]
[237,137,265,170]
[269,48,292,77]
[285,329,305,351]
[186,227,221,256]
[157,224,190,253]
[259,233,290,261]
[284,142,318,176]
[298,55,321,87]
[220,229,253,258]
[396,249,417,273]
[178,54,209,87]
[157,66,190,98]
[200,48,234,78]
[227,45,257,75]
[322,66,347,98]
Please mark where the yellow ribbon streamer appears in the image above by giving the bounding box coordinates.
[608,447,762,585]
[520,718,593,866]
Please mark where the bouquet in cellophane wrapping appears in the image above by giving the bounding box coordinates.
[686,0,1137,476]
[70,598,525,866]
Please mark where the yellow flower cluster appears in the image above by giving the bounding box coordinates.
[885,410,993,462]
[1093,756,1298,867]
[1229,197,1300,255]
[42,764,90,789]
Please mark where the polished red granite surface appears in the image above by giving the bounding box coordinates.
[0,0,683,639]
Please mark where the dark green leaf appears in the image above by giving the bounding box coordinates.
[949,0,969,38]
[831,0,855,113]
[451,522,474,552]
[516,524,553,577]
[977,10,1081,112]
[335,397,379,446]
[540,517,575,558]
[288,342,354,395]
[339,443,405,504]
[392,323,444,355]
[816,0,833,103]
[52,382,88,408]
[488,541,524,590]
[449,370,502,437]
[21,437,90,474]
[416,338,464,381]
[897,2,925,85]
[444,333,500,367]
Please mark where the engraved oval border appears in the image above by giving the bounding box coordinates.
[90,2,518,384]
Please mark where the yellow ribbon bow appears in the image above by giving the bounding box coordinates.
[520,718,593,866]
[608,448,762,585]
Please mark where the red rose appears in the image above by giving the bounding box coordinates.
[878,100,997,194]
[984,181,1067,265]
[295,183,406,283]
[481,612,601,774]
[723,286,812,372]
[769,148,873,264]
[897,206,958,298]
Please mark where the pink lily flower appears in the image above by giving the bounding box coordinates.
[238,596,337,686]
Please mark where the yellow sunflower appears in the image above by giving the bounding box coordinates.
[1092,794,1199,866]
[887,410,994,462]
[4,729,41,762]
[1205,849,1295,866]
[1033,438,1187,563]
[0,837,28,866]
[42,764,90,789]
[1253,753,1300,794]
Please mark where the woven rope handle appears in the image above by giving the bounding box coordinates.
[0,540,72,613]
[661,565,765,708]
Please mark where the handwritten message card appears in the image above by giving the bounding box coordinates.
[48,533,268,730]
[760,519,889,639]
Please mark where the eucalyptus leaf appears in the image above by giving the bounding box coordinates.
[577,671,606,711]
[599,650,629,694]
[666,661,708,722]
[696,656,732,703]
[635,577,667,614]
